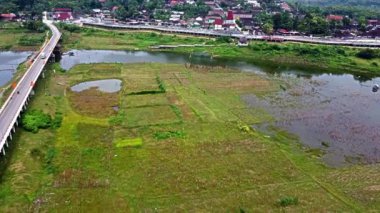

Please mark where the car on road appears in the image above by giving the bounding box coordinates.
[40,53,46,59]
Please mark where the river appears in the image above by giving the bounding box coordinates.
[0,51,32,87]
[60,50,380,167]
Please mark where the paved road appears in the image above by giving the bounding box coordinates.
[83,21,380,47]
[0,20,61,151]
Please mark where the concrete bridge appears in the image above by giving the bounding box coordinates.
[0,20,61,155]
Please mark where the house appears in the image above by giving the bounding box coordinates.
[0,13,16,21]
[277,28,290,35]
[232,10,253,20]
[326,15,343,22]
[280,2,292,12]
[53,8,73,21]
[247,0,261,8]
[367,20,379,26]
[366,25,380,38]
[204,1,217,9]
[223,10,236,30]
[169,14,181,22]
[214,18,223,30]
[170,0,185,7]
[208,9,225,17]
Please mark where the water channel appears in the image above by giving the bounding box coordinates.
[0,51,32,87]
[33,50,380,166]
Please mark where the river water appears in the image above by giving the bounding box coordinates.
[60,50,380,167]
[0,51,32,87]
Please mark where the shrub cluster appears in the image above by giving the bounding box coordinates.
[58,23,81,33]
[18,35,44,46]
[249,42,348,57]
[277,196,299,207]
[21,110,63,133]
[154,130,186,140]
[356,48,380,60]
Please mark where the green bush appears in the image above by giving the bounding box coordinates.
[216,36,232,43]
[336,48,346,56]
[154,130,186,140]
[356,48,379,59]
[24,20,47,32]
[51,112,63,129]
[18,35,44,46]
[61,23,81,33]
[277,196,299,207]
[21,109,52,133]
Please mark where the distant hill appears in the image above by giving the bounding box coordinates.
[291,0,380,8]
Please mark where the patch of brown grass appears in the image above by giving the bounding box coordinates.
[68,88,119,118]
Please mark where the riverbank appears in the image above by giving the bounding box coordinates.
[1,62,379,211]
[62,26,380,76]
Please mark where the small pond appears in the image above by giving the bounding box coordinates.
[71,79,122,93]
[61,50,380,167]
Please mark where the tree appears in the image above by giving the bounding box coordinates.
[263,23,274,34]
[281,12,293,30]
[115,6,127,20]
[272,13,282,30]
[342,16,351,28]
[358,16,367,32]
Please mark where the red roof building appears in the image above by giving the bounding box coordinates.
[214,18,223,25]
[368,20,379,26]
[214,18,223,30]
[327,15,344,22]
[53,8,73,21]
[0,13,16,20]
[227,10,234,20]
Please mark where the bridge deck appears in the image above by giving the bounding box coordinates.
[0,20,61,152]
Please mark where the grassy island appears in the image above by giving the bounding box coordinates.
[61,26,380,76]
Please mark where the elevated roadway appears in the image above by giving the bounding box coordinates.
[0,20,61,154]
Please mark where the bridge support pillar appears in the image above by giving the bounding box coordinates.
[15,120,18,126]
[9,133,12,140]
[2,148,5,156]
[42,71,45,78]
[5,140,8,148]
[12,126,16,133]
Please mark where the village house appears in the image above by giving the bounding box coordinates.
[326,15,344,22]
[0,13,17,21]
[280,2,292,12]
[367,19,379,26]
[53,8,73,21]
[223,10,236,30]
[366,25,380,38]
[214,18,223,30]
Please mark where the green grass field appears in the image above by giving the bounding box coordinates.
[0,22,45,51]
[0,62,379,211]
